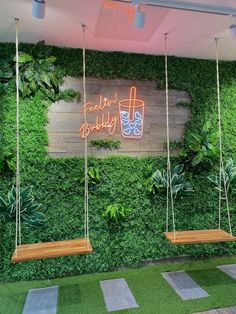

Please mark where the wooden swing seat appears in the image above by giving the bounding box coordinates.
[11,238,93,263]
[164,229,236,245]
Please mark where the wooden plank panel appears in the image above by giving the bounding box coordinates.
[164,229,236,245]
[48,151,168,158]
[47,145,67,153]
[49,101,81,113]
[47,78,191,157]
[11,238,93,263]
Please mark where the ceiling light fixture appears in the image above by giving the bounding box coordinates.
[133,0,145,29]
[229,15,236,39]
[134,8,145,28]
[132,0,141,6]
[32,0,46,19]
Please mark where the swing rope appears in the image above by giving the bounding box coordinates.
[164,33,176,239]
[215,38,232,236]
[14,22,90,256]
[82,24,89,245]
[15,18,21,254]
[11,22,92,263]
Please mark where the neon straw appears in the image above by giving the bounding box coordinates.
[129,86,136,121]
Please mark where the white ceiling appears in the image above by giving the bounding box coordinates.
[1,0,236,60]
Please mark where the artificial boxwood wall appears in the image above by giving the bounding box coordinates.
[0,43,236,282]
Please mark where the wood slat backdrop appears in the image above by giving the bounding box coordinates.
[47,77,191,157]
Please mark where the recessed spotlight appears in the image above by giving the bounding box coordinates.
[32,0,46,19]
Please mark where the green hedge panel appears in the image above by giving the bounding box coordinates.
[0,43,236,282]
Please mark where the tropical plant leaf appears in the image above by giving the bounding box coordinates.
[181,120,219,168]
[147,164,194,198]
[15,43,61,99]
[80,167,100,186]
[208,158,236,199]
[103,204,132,222]
[46,56,57,63]
[0,186,45,228]
[17,53,33,63]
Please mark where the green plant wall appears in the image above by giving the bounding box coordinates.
[0,43,236,282]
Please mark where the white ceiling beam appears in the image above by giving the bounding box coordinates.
[143,0,236,16]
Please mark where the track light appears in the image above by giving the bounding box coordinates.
[229,24,236,39]
[32,0,46,19]
[132,0,141,5]
[229,15,236,39]
[134,10,145,28]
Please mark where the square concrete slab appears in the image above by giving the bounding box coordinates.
[217,264,236,280]
[194,305,236,313]
[161,270,209,301]
[100,278,139,312]
[22,286,59,314]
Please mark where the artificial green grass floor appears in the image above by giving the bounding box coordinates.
[0,256,236,314]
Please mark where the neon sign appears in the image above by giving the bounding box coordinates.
[102,0,145,24]
[80,113,119,139]
[119,87,144,139]
[80,87,145,139]
[103,0,136,23]
[83,93,117,112]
